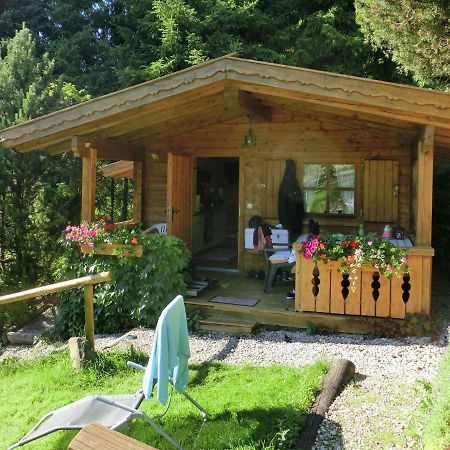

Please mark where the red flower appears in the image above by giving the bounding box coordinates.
[347,255,355,263]
[131,237,138,244]
[103,222,115,231]
[319,243,325,250]
[99,217,109,223]
[320,254,327,260]
[341,240,348,248]
[350,241,359,248]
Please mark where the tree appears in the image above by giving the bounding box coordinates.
[0,26,82,287]
[355,0,450,90]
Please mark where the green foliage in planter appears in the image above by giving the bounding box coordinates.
[51,234,190,338]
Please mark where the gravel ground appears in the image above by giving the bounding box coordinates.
[1,326,447,449]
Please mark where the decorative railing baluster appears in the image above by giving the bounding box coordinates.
[371,272,381,301]
[401,273,411,304]
[341,274,350,300]
[312,263,320,298]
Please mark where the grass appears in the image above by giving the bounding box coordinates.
[0,349,328,450]
[420,345,450,449]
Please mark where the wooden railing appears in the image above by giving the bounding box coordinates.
[0,272,113,349]
[293,244,434,319]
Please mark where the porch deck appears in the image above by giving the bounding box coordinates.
[185,271,371,333]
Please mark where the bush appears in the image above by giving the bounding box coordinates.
[421,344,450,449]
[51,233,190,338]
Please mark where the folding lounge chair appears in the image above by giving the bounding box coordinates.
[8,295,208,450]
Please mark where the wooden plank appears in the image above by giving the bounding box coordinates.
[368,161,378,221]
[81,147,97,222]
[299,258,317,312]
[405,255,423,315]
[330,269,345,314]
[315,264,331,313]
[376,161,385,221]
[415,125,434,245]
[390,273,406,319]
[384,160,393,222]
[133,161,143,223]
[69,423,158,450]
[374,274,390,318]
[84,285,95,350]
[361,271,376,316]
[421,256,432,315]
[344,272,361,316]
[0,272,112,306]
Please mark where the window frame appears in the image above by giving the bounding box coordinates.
[302,162,357,217]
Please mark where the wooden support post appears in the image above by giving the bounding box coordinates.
[81,146,97,223]
[415,125,434,246]
[84,285,95,351]
[133,161,143,223]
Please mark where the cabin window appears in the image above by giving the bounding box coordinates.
[303,163,355,215]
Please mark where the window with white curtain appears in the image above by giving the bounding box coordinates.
[303,164,355,215]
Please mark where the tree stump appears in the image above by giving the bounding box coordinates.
[68,336,95,370]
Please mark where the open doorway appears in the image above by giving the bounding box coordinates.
[192,157,239,270]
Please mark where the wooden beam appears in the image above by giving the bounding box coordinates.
[72,137,144,161]
[238,91,272,121]
[0,272,112,306]
[415,125,434,245]
[84,285,95,350]
[133,161,143,223]
[81,146,97,222]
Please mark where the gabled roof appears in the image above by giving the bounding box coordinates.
[2,55,450,153]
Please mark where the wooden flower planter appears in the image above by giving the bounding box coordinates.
[293,243,434,319]
[80,243,143,257]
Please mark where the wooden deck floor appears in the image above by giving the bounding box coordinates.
[185,271,371,333]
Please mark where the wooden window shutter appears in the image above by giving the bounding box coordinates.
[363,160,399,222]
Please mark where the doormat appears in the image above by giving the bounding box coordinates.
[209,296,259,307]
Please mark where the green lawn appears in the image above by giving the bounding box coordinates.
[0,350,328,450]
[421,345,450,449]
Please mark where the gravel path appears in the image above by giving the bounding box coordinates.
[1,327,447,449]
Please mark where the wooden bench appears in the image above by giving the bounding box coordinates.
[68,423,158,450]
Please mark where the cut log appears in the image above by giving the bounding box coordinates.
[296,358,355,450]
[6,331,36,345]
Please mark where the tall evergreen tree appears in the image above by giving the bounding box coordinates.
[0,26,81,287]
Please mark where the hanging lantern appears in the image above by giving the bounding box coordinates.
[244,113,256,147]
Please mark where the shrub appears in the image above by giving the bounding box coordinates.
[51,233,190,338]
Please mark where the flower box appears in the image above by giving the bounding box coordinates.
[80,243,143,257]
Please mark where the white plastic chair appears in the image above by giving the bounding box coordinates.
[144,223,168,235]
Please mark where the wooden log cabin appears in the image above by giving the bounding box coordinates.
[2,55,450,332]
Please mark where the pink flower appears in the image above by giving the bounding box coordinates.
[86,241,94,248]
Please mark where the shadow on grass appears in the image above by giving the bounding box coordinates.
[129,405,318,450]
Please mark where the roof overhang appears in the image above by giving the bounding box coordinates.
[2,55,450,155]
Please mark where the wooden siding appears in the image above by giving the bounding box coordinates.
[144,105,414,271]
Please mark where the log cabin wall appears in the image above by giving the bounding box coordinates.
[143,105,415,271]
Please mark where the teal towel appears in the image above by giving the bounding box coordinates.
[143,295,190,404]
